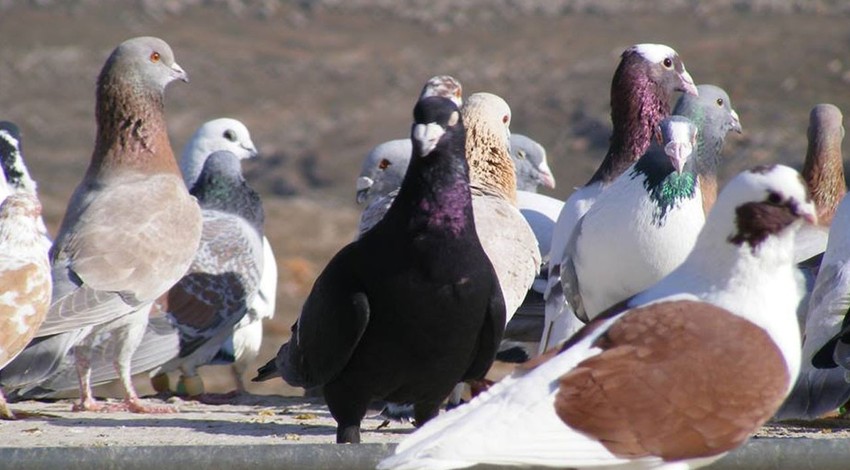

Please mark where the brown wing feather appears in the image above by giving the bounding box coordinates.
[555,300,790,461]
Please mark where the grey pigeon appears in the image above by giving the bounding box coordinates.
[543,43,698,352]
[380,165,813,470]
[179,117,258,187]
[0,37,201,413]
[254,96,505,444]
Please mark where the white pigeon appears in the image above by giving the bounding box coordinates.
[179,117,275,391]
[544,43,698,352]
[379,164,814,470]
[0,122,51,248]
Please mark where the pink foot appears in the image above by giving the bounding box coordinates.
[125,398,177,414]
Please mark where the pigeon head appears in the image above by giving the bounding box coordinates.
[511,134,556,191]
[588,44,697,186]
[803,103,845,226]
[355,140,412,205]
[418,75,463,107]
[0,123,37,194]
[99,37,187,95]
[411,96,463,159]
[719,165,816,252]
[181,118,258,188]
[659,116,698,175]
[461,92,516,200]
[628,44,698,97]
[675,85,742,136]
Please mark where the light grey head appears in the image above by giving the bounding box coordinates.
[418,75,463,108]
[181,118,258,187]
[99,36,188,92]
[510,133,555,192]
[355,139,412,205]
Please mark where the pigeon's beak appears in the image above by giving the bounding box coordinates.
[536,160,557,189]
[730,109,743,134]
[795,200,818,226]
[677,69,698,96]
[665,141,692,175]
[244,142,259,159]
[412,123,445,158]
[171,62,189,83]
[356,176,373,204]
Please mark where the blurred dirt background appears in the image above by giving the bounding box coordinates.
[2,1,850,397]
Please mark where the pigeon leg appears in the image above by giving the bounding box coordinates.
[72,342,103,412]
[413,401,441,428]
[326,382,370,444]
[0,391,16,420]
[114,318,176,414]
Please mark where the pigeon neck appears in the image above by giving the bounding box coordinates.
[89,81,179,178]
[0,216,43,249]
[630,149,698,226]
[393,146,474,238]
[587,66,671,186]
[193,177,264,235]
[803,134,846,226]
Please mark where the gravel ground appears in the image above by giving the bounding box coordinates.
[1,396,849,448]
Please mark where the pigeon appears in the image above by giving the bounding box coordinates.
[794,104,846,264]
[379,164,814,470]
[511,133,556,192]
[775,105,850,420]
[254,96,505,444]
[0,194,51,419]
[0,37,201,413]
[543,43,698,351]
[179,118,258,190]
[567,117,704,320]
[0,121,51,246]
[356,75,463,234]
[147,149,264,396]
[175,117,273,394]
[542,86,741,350]
[462,92,541,324]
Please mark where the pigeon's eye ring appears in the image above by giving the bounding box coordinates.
[716,98,724,107]
[378,159,391,170]
[223,130,237,142]
[502,115,509,125]
[150,52,161,63]
[663,57,673,68]
[767,191,783,205]
[516,150,526,160]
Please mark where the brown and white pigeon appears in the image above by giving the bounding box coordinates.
[0,37,201,413]
[0,194,51,419]
[380,164,814,470]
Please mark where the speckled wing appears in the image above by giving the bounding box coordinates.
[0,260,51,369]
[40,172,201,336]
[471,192,541,324]
[162,209,263,362]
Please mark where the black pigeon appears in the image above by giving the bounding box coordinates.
[254,96,506,443]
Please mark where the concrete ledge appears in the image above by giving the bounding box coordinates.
[1,439,848,470]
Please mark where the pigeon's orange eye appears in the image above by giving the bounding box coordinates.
[379,159,391,170]
[150,52,161,63]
